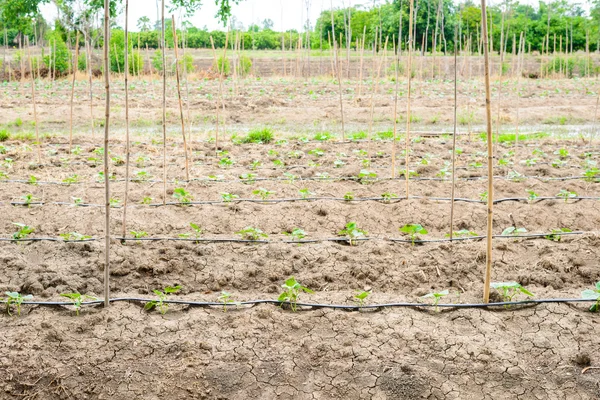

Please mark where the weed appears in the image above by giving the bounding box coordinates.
[490,282,534,305]
[545,228,572,241]
[173,187,193,204]
[354,290,371,307]
[338,222,367,246]
[556,189,576,202]
[0,129,9,142]
[217,291,240,312]
[278,276,314,312]
[3,292,33,316]
[236,226,267,241]
[12,223,34,240]
[243,128,274,144]
[60,232,92,241]
[60,292,97,315]
[399,224,428,245]
[420,290,449,312]
[252,187,275,200]
[144,285,182,314]
[582,282,600,312]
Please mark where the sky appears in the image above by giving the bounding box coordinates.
[40,0,585,32]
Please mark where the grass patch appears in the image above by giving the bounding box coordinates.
[0,129,9,142]
[478,132,550,143]
[313,131,336,141]
[242,127,274,144]
[349,131,367,141]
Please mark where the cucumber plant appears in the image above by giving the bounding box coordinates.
[12,223,34,240]
[502,226,527,236]
[420,290,449,312]
[582,282,600,312]
[144,285,182,315]
[490,282,534,306]
[236,227,268,241]
[60,292,98,316]
[278,277,314,312]
[221,192,239,203]
[173,187,193,204]
[338,222,367,246]
[284,228,307,241]
[217,291,240,312]
[3,292,33,316]
[60,232,92,241]
[545,228,572,241]
[556,189,576,203]
[354,290,371,307]
[252,187,275,201]
[399,224,428,245]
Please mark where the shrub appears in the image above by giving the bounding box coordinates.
[214,56,230,75]
[238,54,252,76]
[0,129,9,142]
[43,33,70,74]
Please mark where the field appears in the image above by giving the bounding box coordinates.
[1,64,600,399]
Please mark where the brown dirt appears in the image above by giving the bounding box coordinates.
[0,78,599,399]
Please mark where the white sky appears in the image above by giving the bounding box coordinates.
[40,0,585,32]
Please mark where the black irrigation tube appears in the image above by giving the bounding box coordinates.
[1,297,596,311]
[0,174,596,186]
[6,196,600,209]
[2,230,594,244]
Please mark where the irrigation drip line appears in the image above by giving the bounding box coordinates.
[0,174,596,186]
[6,196,600,209]
[2,230,594,244]
[1,297,595,311]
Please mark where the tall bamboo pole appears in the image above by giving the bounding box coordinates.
[210,30,229,154]
[405,0,415,198]
[161,0,167,205]
[391,30,401,178]
[450,29,458,240]
[86,35,95,139]
[480,0,494,304]
[102,0,111,308]
[26,38,42,164]
[69,32,80,152]
[331,0,345,140]
[122,0,131,238]
[172,15,190,181]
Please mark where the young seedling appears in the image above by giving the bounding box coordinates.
[109,197,121,208]
[218,157,234,168]
[354,290,371,307]
[333,159,345,168]
[284,228,307,241]
[62,175,80,185]
[399,224,428,245]
[526,189,539,203]
[556,189,577,203]
[252,187,275,201]
[343,192,354,201]
[60,292,98,315]
[188,223,202,241]
[20,194,40,207]
[221,192,239,203]
[420,290,450,312]
[240,173,256,184]
[544,228,572,242]
[479,191,488,202]
[277,276,314,312]
[130,230,148,240]
[445,229,478,238]
[173,187,193,204]
[554,148,569,159]
[507,170,525,182]
[236,227,268,241]
[490,282,534,306]
[502,226,527,236]
[217,291,240,312]
[249,160,261,170]
[298,188,315,199]
[60,232,92,241]
[338,222,367,246]
[381,192,398,203]
[28,175,38,185]
[141,196,153,205]
[12,223,34,240]
[144,285,182,315]
[3,292,33,316]
[582,282,600,312]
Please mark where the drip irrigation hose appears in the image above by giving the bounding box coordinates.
[1,230,595,244]
[5,196,600,209]
[1,297,596,311]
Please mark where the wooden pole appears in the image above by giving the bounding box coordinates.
[330,0,345,141]
[103,0,111,308]
[122,0,131,238]
[405,0,415,198]
[210,30,229,154]
[480,0,494,304]
[26,38,42,164]
[450,29,458,240]
[69,32,80,152]
[161,0,167,205]
[86,36,95,139]
[172,15,190,181]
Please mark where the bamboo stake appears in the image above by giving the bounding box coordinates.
[405,0,415,198]
[210,31,229,154]
[514,32,524,163]
[480,0,494,304]
[26,38,42,164]
[161,0,167,205]
[172,15,190,181]
[367,27,380,142]
[69,32,80,152]
[330,0,345,140]
[102,0,111,308]
[87,36,95,139]
[122,0,131,238]
[357,25,366,98]
[450,29,458,240]
[391,34,400,178]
